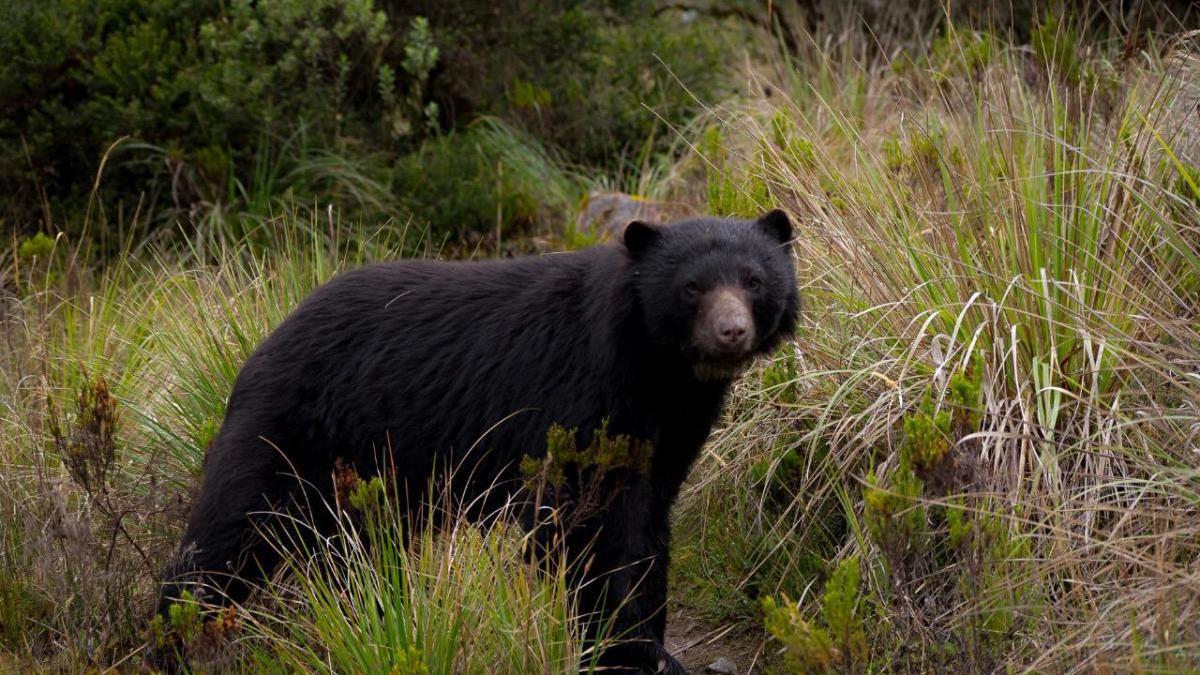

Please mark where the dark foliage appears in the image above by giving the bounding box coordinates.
[1,0,728,244]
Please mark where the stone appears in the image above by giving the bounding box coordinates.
[576,191,692,238]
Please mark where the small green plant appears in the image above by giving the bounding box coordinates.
[769,110,817,170]
[881,123,953,175]
[390,645,430,675]
[702,126,770,217]
[509,79,553,111]
[761,347,801,399]
[17,232,55,260]
[763,556,868,674]
[349,475,387,514]
[863,462,926,569]
[167,590,202,645]
[748,441,804,490]
[521,421,653,489]
[48,374,119,495]
[901,367,982,478]
[397,16,440,136]
[148,590,240,667]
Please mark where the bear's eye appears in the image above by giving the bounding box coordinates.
[684,281,702,296]
[746,276,763,291]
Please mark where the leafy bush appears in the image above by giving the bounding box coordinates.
[388,0,729,168]
[393,118,586,242]
[1,0,400,235]
[1,0,732,247]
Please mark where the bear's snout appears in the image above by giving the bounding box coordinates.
[696,287,756,358]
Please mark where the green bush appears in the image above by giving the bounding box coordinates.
[1,0,401,234]
[393,119,585,242]
[1,0,732,248]
[389,1,729,168]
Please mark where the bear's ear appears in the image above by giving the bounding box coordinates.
[623,220,663,255]
[756,209,792,244]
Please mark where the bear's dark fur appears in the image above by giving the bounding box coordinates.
[156,211,799,674]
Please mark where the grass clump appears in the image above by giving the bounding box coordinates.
[0,218,412,668]
[243,483,590,675]
[676,9,1200,671]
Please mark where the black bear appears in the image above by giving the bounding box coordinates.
[156,211,800,674]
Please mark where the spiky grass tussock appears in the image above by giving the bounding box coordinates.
[234,477,593,675]
[675,14,1200,672]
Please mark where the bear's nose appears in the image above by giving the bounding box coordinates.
[719,316,749,345]
[699,287,757,357]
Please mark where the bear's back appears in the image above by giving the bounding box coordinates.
[220,247,637,477]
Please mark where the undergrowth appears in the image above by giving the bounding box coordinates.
[676,7,1200,672]
[4,4,1200,673]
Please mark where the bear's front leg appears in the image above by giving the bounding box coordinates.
[575,513,690,674]
[643,511,688,674]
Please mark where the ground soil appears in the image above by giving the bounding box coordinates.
[665,610,772,674]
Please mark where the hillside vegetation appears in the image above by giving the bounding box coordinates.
[3,2,1200,672]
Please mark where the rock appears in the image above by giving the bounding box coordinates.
[576,191,692,239]
[704,657,737,674]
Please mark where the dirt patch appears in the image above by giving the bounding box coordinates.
[665,610,771,674]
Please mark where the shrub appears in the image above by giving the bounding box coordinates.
[1,0,732,248]
[392,119,585,243]
[1,0,400,237]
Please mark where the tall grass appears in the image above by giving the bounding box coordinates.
[677,14,1200,672]
[239,483,591,674]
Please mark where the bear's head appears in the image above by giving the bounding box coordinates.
[623,210,800,380]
